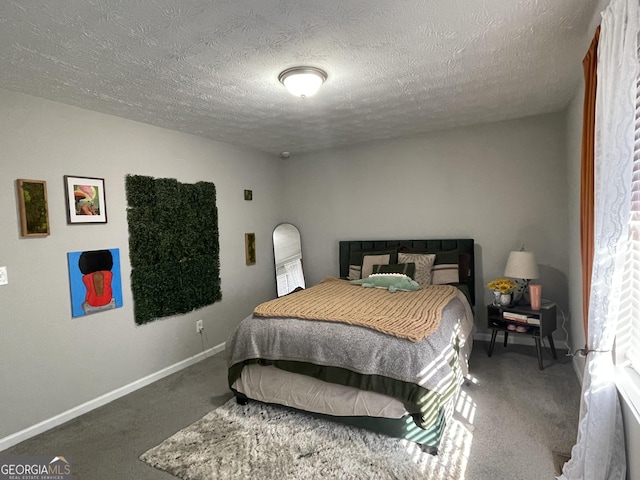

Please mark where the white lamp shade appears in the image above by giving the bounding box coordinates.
[279,67,327,98]
[504,251,539,280]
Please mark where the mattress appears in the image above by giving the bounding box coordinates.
[228,289,474,426]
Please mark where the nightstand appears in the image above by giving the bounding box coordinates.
[487,302,557,370]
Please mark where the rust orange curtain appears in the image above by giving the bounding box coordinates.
[580,26,600,340]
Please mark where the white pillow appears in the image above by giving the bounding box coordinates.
[397,253,436,286]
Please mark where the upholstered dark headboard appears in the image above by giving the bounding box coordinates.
[339,239,475,306]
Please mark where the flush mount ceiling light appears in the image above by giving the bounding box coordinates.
[278,67,327,98]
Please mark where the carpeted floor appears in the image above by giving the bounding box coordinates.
[1,340,581,479]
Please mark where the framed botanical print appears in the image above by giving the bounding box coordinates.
[17,179,50,237]
[245,233,256,265]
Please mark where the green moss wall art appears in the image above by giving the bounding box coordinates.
[125,175,222,325]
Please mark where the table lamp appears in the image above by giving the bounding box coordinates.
[504,250,539,306]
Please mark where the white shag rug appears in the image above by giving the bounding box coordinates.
[139,399,472,480]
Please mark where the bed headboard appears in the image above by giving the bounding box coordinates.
[339,239,475,306]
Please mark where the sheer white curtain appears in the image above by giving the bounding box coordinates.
[559,0,639,478]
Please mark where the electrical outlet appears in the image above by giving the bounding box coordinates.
[0,266,7,286]
[196,319,204,333]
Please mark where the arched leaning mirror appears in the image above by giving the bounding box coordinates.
[273,223,305,297]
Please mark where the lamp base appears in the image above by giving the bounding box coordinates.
[512,280,531,306]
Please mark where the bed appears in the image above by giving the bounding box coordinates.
[226,238,475,453]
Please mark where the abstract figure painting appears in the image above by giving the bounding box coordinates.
[64,175,107,224]
[67,248,123,317]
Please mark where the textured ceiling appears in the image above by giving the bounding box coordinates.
[0,0,600,156]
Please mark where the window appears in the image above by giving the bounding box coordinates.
[617,75,640,374]
[616,74,640,421]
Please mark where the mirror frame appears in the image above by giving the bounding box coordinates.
[273,223,305,297]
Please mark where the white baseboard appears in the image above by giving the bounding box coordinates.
[572,354,585,385]
[0,342,226,452]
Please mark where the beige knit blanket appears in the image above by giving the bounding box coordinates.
[253,277,458,342]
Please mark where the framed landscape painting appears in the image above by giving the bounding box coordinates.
[64,175,107,224]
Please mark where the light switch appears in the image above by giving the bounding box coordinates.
[0,266,7,285]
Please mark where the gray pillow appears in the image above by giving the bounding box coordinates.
[361,254,391,279]
[397,253,436,286]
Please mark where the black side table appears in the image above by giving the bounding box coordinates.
[487,303,557,370]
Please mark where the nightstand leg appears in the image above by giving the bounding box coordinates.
[503,331,508,347]
[547,334,557,359]
[489,330,498,357]
[534,338,543,370]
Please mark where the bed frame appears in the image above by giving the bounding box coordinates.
[339,238,476,305]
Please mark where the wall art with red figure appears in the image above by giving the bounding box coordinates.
[67,248,123,317]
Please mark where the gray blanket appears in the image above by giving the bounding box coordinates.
[227,291,474,395]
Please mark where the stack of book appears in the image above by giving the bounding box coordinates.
[502,312,528,322]
[502,311,541,325]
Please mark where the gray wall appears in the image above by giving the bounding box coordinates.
[565,77,588,370]
[281,113,570,337]
[0,88,283,440]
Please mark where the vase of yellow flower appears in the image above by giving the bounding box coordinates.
[499,292,511,306]
[491,290,501,306]
[487,277,517,306]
